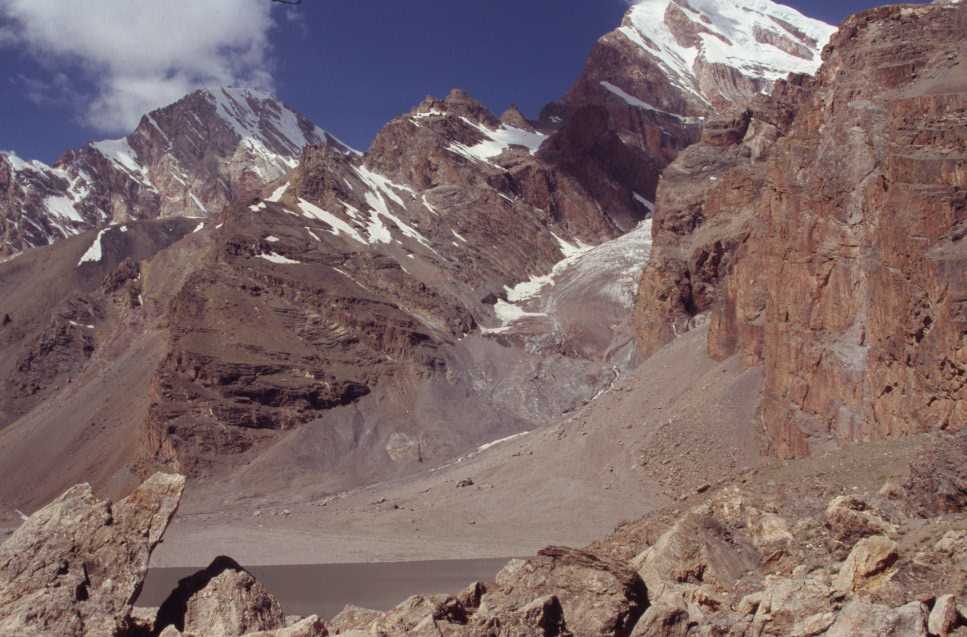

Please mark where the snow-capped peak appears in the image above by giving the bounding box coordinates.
[204,87,357,161]
[621,0,835,104]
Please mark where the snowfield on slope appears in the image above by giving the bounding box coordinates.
[620,0,835,102]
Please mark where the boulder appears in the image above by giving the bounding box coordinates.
[329,593,472,636]
[244,615,328,637]
[928,594,959,637]
[632,504,760,598]
[628,592,693,637]
[328,604,383,633]
[472,594,570,636]
[825,600,928,637]
[824,496,897,547]
[480,546,647,637]
[0,473,185,637]
[833,535,898,594]
[154,555,286,637]
[749,572,835,636]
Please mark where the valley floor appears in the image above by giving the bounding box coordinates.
[152,326,764,567]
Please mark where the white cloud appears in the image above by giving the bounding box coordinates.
[0,0,276,133]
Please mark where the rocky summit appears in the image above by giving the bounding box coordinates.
[0,0,965,635]
[0,88,350,256]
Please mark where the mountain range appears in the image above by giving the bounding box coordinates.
[0,0,965,635]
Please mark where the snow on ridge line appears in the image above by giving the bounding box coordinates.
[90,138,157,191]
[205,87,361,160]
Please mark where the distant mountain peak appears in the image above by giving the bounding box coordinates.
[619,0,835,108]
[0,87,346,255]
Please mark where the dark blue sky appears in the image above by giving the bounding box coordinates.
[1,0,910,163]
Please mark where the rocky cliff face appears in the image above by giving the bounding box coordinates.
[713,1,967,457]
[0,88,349,256]
[634,74,815,359]
[637,0,967,458]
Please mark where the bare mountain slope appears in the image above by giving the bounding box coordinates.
[0,89,653,518]
[153,324,766,567]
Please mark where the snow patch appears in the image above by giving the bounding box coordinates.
[600,82,699,122]
[44,196,84,224]
[78,227,111,266]
[189,193,208,214]
[258,252,301,265]
[353,166,436,252]
[298,198,366,244]
[267,182,290,202]
[477,430,531,452]
[447,118,547,165]
[421,193,440,216]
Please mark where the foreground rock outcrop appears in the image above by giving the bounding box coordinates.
[3,429,966,637]
[328,546,647,637]
[0,473,185,636]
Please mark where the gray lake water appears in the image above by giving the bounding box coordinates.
[139,558,510,619]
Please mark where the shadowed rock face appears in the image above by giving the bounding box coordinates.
[711,1,967,457]
[0,473,185,637]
